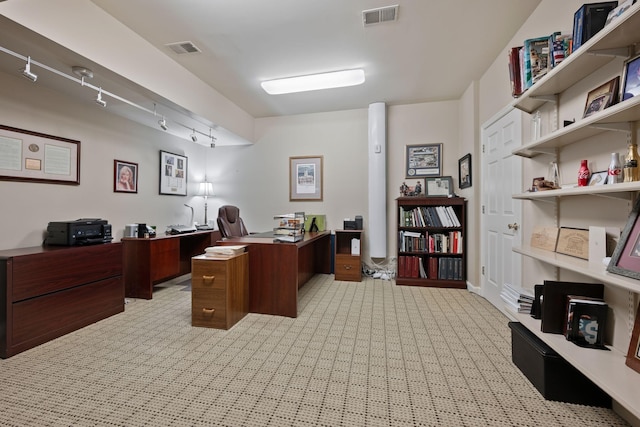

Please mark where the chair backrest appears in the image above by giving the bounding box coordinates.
[217,205,249,238]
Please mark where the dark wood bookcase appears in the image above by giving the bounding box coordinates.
[396,196,466,288]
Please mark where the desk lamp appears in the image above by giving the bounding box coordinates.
[197,180,215,226]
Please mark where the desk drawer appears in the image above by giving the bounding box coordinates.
[192,288,227,328]
[191,260,228,291]
[335,254,361,282]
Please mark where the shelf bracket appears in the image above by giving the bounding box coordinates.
[587,46,633,58]
[529,95,557,104]
[588,122,632,133]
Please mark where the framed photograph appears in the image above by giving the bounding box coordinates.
[0,124,80,185]
[622,54,640,101]
[588,170,608,186]
[114,160,138,193]
[290,155,323,201]
[607,197,640,279]
[458,153,471,189]
[626,303,640,374]
[405,143,442,178]
[424,176,453,197]
[583,77,619,118]
[159,150,187,196]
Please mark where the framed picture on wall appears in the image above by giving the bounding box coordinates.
[0,124,80,185]
[290,155,323,201]
[159,150,188,196]
[405,143,442,178]
[458,153,471,189]
[114,159,138,193]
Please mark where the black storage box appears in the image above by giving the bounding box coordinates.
[508,322,611,407]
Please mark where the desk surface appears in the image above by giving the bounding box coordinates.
[219,231,331,317]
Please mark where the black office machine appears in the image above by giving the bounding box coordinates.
[45,218,113,246]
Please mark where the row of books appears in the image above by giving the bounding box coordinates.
[398,230,463,254]
[400,205,461,228]
[397,256,463,281]
[500,283,534,314]
[508,32,570,98]
[508,1,627,99]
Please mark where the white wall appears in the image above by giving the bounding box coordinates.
[0,70,212,250]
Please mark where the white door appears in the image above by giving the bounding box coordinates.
[481,108,522,312]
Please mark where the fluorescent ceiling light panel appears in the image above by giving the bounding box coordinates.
[261,69,365,95]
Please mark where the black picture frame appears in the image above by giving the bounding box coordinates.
[458,153,471,189]
[114,159,138,193]
[405,143,442,178]
[159,150,188,196]
[607,197,640,280]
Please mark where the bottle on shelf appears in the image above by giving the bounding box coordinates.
[607,152,622,184]
[577,159,590,186]
[624,144,640,182]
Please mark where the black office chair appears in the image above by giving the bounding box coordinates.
[217,205,249,238]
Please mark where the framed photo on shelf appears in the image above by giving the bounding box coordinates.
[114,159,138,193]
[626,303,640,374]
[290,155,323,201]
[458,153,471,189]
[607,197,640,279]
[583,76,619,118]
[0,124,80,185]
[622,54,640,101]
[588,170,608,186]
[405,143,442,178]
[159,150,187,196]
[424,176,453,197]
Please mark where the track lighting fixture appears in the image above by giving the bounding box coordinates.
[95,88,107,107]
[190,129,198,142]
[21,56,37,82]
[159,117,168,131]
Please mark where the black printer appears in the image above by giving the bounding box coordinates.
[45,218,113,246]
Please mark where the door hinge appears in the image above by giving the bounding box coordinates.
[482,266,485,275]
[482,205,485,214]
[482,144,485,153]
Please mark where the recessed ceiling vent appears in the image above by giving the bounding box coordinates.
[165,41,201,55]
[363,5,398,26]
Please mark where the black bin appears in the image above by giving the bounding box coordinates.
[508,322,611,407]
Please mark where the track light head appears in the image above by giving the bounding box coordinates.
[190,129,198,142]
[21,56,37,82]
[95,88,107,107]
[159,117,168,131]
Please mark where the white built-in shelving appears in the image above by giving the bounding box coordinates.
[508,3,640,421]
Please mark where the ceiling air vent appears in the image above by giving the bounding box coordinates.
[165,41,201,55]
[363,5,398,26]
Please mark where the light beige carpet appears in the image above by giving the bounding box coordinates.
[0,275,629,426]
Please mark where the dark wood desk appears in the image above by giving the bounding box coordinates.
[122,230,221,299]
[218,231,331,318]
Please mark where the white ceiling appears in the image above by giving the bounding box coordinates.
[89,0,541,118]
[0,1,541,144]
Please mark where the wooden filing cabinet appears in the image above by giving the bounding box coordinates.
[334,230,362,282]
[191,252,249,329]
[0,243,124,358]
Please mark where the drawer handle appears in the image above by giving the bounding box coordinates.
[344,265,351,270]
[202,308,215,316]
[202,275,216,285]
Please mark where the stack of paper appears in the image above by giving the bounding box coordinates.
[500,283,534,314]
[203,245,246,258]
